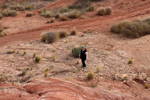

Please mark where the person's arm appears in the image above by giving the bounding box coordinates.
[85,52,88,59]
[79,50,81,58]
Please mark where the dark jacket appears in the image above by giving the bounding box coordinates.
[80,50,87,60]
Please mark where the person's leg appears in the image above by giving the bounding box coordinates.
[84,59,86,67]
[82,59,86,67]
[81,59,84,67]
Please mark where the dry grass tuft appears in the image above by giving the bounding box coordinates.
[87,71,94,80]
[97,7,112,16]
[111,18,150,38]
[41,32,58,43]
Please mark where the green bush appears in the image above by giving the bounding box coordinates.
[35,56,41,63]
[72,47,81,58]
[111,18,150,38]
[58,31,68,38]
[41,32,58,43]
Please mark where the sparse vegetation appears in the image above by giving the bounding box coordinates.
[58,31,68,38]
[41,32,58,43]
[111,18,150,38]
[144,82,150,89]
[0,75,6,82]
[44,72,48,77]
[66,11,82,19]
[105,7,112,15]
[20,76,31,83]
[52,55,56,61]
[87,71,94,80]
[87,6,94,11]
[26,13,35,17]
[128,59,133,64]
[97,8,106,16]
[6,50,15,54]
[38,0,93,20]
[46,19,55,24]
[70,30,76,35]
[72,47,81,58]
[96,67,100,73]
[60,15,68,21]
[33,53,36,58]
[2,9,18,17]
[0,30,6,37]
[23,51,26,56]
[18,70,27,77]
[35,56,41,63]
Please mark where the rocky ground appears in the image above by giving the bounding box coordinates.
[0,0,150,100]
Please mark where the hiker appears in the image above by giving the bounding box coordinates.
[79,46,88,68]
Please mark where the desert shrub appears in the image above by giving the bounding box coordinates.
[18,70,27,76]
[23,51,26,56]
[35,56,41,63]
[97,7,112,16]
[66,11,81,19]
[59,7,70,13]
[33,53,36,58]
[128,59,133,64]
[60,15,68,21]
[26,13,35,17]
[10,4,25,11]
[144,83,150,89]
[87,6,94,11]
[0,75,6,82]
[87,71,94,80]
[2,2,34,11]
[6,50,15,54]
[111,18,150,38]
[72,47,81,58]
[39,9,57,18]
[46,19,55,24]
[96,67,100,73]
[41,32,58,43]
[55,13,61,18]
[105,7,112,15]
[2,9,17,17]
[97,8,106,16]
[58,31,67,38]
[0,31,6,37]
[68,0,91,9]
[70,30,76,35]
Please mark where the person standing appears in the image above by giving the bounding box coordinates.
[79,46,88,68]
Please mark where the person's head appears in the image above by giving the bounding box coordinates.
[82,46,86,51]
